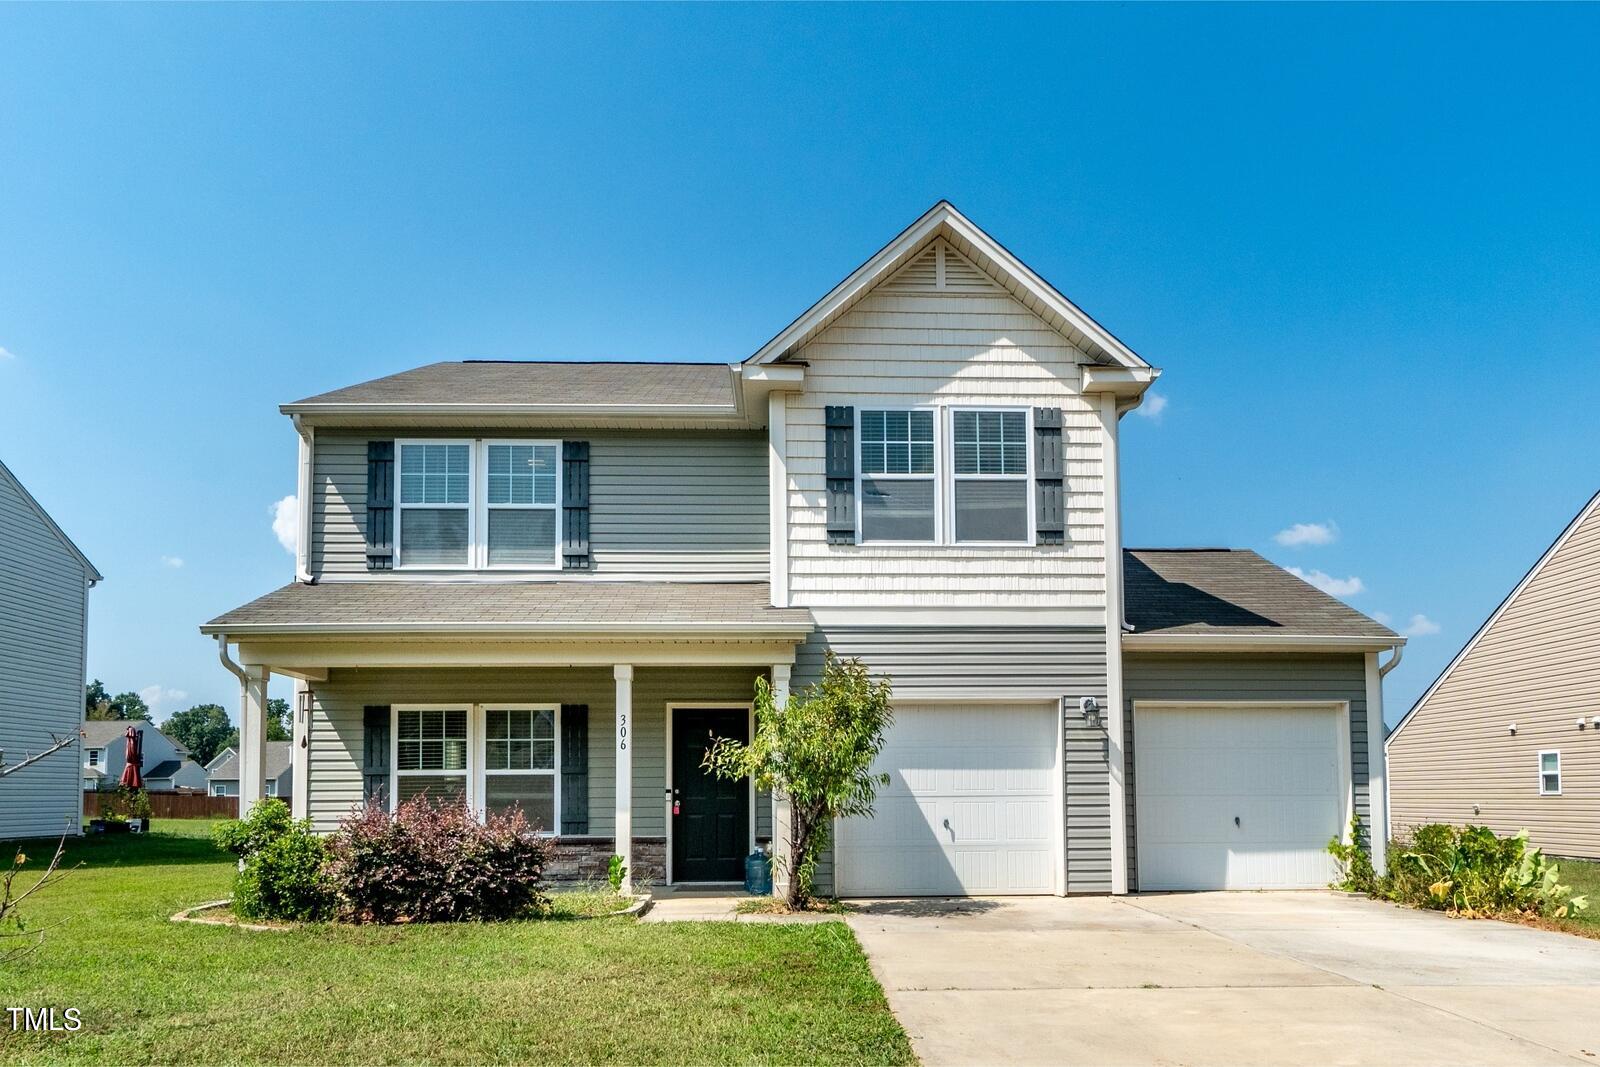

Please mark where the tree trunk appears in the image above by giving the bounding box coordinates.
[787,802,808,908]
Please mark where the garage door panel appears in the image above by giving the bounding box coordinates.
[837,703,1059,897]
[1136,705,1347,891]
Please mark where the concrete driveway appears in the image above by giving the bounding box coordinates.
[846,892,1600,1066]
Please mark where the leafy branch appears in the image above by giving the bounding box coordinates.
[0,834,77,963]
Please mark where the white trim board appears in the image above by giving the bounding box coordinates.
[1386,489,1600,751]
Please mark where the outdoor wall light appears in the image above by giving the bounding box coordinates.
[1079,696,1102,730]
[1509,723,1518,735]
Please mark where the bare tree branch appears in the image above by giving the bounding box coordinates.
[1,833,77,964]
[0,731,81,778]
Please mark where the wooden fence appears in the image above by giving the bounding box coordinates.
[83,791,246,820]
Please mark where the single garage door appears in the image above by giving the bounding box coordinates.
[835,703,1059,897]
[1135,704,1349,891]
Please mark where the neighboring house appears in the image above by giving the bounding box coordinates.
[202,202,1402,894]
[81,720,209,793]
[205,743,293,800]
[1388,491,1600,859]
[0,458,101,839]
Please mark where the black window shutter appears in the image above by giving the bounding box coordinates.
[562,442,590,570]
[1034,408,1065,545]
[560,704,589,835]
[362,705,391,807]
[825,406,856,544]
[366,442,395,570]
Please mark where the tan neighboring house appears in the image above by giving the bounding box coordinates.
[1387,490,1600,859]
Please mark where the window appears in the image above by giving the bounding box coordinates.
[483,706,559,831]
[1539,751,1561,795]
[266,780,278,798]
[859,409,937,542]
[211,783,224,797]
[395,440,561,569]
[951,409,1030,543]
[394,706,469,805]
[398,441,472,566]
[484,443,560,567]
[87,748,101,767]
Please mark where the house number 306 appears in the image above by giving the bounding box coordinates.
[618,713,628,750]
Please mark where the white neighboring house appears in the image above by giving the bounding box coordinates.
[206,743,294,801]
[0,457,101,839]
[81,720,208,793]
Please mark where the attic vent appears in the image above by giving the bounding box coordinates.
[881,240,1002,294]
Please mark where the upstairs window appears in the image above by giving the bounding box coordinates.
[87,748,101,767]
[1539,751,1561,795]
[859,410,937,542]
[952,410,1030,543]
[395,440,561,569]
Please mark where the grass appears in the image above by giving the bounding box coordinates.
[0,821,914,1065]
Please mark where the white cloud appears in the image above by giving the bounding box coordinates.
[1274,521,1338,547]
[1403,613,1441,637]
[270,495,298,555]
[0,345,14,360]
[1133,393,1168,420]
[139,685,189,712]
[160,555,184,569]
[1287,567,1365,597]
[1372,611,1393,626]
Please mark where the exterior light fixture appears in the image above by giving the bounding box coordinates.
[1079,696,1102,730]
[1508,723,1517,735]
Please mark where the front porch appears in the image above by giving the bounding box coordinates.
[201,581,812,893]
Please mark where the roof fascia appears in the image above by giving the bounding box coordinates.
[1386,489,1600,751]
[1123,633,1407,653]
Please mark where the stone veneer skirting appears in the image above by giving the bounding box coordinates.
[547,837,666,885]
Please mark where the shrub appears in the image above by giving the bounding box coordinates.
[104,786,152,823]
[608,854,627,893]
[213,799,334,922]
[325,796,549,923]
[1327,815,1378,894]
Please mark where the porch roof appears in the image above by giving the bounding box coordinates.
[201,580,813,638]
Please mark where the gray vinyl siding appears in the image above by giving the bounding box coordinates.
[311,430,768,580]
[305,666,767,838]
[1122,652,1371,892]
[0,469,92,839]
[797,626,1109,894]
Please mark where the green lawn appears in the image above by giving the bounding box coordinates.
[0,821,914,1065]
[1558,857,1600,929]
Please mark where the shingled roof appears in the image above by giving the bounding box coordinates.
[208,742,294,783]
[202,581,813,636]
[1123,549,1397,642]
[284,361,738,411]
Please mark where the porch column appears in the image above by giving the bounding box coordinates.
[768,664,791,899]
[614,664,634,893]
[239,665,270,819]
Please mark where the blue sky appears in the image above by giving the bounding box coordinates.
[2,4,1596,724]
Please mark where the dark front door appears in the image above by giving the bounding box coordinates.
[672,708,749,882]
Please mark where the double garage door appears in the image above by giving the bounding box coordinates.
[835,701,1349,896]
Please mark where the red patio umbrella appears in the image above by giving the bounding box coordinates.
[118,726,143,790]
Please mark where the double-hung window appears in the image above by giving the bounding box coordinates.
[483,706,559,830]
[87,748,101,767]
[859,409,937,542]
[951,409,1030,543]
[393,706,469,805]
[395,440,561,569]
[1539,750,1561,796]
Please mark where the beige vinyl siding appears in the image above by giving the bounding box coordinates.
[305,666,768,838]
[1388,497,1600,858]
[784,238,1106,608]
[1122,653,1372,892]
[0,467,91,839]
[311,430,767,580]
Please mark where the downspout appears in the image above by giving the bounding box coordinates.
[1377,641,1404,874]
[216,634,250,862]
[1378,643,1404,677]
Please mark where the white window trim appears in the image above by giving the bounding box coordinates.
[395,439,476,571]
[853,404,1036,547]
[477,440,563,572]
[1539,750,1562,796]
[947,406,1035,547]
[394,439,564,572]
[266,779,278,798]
[390,702,561,835]
[87,748,101,767]
[481,704,561,837]
[855,406,942,546]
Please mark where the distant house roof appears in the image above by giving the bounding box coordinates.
[1123,549,1399,648]
[202,581,813,637]
[207,742,293,783]
[80,720,188,755]
[281,360,740,418]
[143,760,186,782]
[0,457,102,582]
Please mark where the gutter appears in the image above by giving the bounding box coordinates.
[1121,633,1408,653]
[200,620,815,639]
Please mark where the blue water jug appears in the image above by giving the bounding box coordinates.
[744,848,772,896]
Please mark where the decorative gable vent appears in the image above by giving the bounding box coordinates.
[880,239,1003,294]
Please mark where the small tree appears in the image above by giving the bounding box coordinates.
[704,653,892,907]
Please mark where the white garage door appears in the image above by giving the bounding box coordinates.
[835,703,1058,897]
[1135,704,1349,891]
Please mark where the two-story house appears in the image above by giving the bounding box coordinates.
[202,202,1403,895]
[81,720,208,793]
